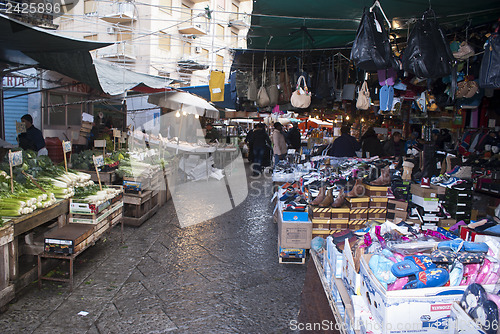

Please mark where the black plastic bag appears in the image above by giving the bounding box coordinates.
[402,9,453,79]
[479,33,500,88]
[350,7,396,71]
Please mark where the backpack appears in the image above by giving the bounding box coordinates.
[479,33,500,88]
[350,6,396,71]
[402,9,453,78]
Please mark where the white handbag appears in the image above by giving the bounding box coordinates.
[356,81,370,110]
[290,75,311,108]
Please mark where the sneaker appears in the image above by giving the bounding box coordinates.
[453,166,472,180]
[421,177,430,188]
[453,42,475,60]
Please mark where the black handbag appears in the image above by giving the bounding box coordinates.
[350,6,396,71]
[402,9,454,79]
[479,33,500,88]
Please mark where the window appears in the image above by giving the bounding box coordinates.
[231,31,238,47]
[216,55,224,70]
[201,48,209,60]
[45,93,84,127]
[159,32,171,51]
[159,0,172,14]
[216,24,224,40]
[181,3,192,25]
[84,0,96,14]
[230,2,238,21]
[183,41,192,56]
[217,0,225,10]
[84,34,98,41]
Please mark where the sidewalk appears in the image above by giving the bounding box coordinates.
[0,169,307,333]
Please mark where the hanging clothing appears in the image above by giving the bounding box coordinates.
[209,71,225,102]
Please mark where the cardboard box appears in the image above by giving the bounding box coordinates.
[448,302,485,334]
[312,229,331,239]
[309,206,331,219]
[44,223,94,254]
[277,208,312,249]
[368,211,387,220]
[282,210,310,222]
[438,218,456,228]
[370,197,388,208]
[364,184,389,197]
[350,212,368,220]
[325,236,343,279]
[330,219,349,231]
[387,199,408,212]
[278,247,306,259]
[349,220,367,230]
[386,209,407,221]
[342,239,361,296]
[346,196,370,209]
[360,253,498,333]
[410,183,440,198]
[412,194,440,212]
[312,219,330,229]
[331,206,350,220]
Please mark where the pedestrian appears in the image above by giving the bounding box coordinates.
[286,122,301,152]
[328,125,361,157]
[361,127,384,158]
[272,122,287,166]
[17,114,47,156]
[383,131,405,157]
[245,128,254,162]
[249,123,271,176]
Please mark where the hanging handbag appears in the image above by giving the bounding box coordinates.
[290,75,311,108]
[356,81,371,110]
[402,9,453,78]
[350,4,397,71]
[279,58,292,103]
[479,33,500,88]
[247,55,258,101]
[257,58,270,107]
[267,58,279,106]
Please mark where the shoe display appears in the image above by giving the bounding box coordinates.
[331,190,345,208]
[310,186,326,206]
[319,188,334,207]
[347,178,365,197]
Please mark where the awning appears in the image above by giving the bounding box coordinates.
[180,84,236,110]
[247,0,500,50]
[148,91,220,119]
[0,13,179,96]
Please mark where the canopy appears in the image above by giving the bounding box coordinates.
[0,13,179,96]
[147,91,220,119]
[180,84,236,110]
[247,0,500,50]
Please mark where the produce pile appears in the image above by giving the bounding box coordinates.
[71,150,126,171]
[0,151,93,217]
[73,184,122,207]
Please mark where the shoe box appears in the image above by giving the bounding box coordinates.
[309,206,331,219]
[437,218,457,228]
[448,302,486,334]
[359,253,498,334]
[386,199,408,221]
[364,185,389,197]
[386,210,408,221]
[368,198,388,220]
[347,197,369,229]
[331,206,350,220]
[412,195,440,212]
[410,184,443,198]
[346,196,370,209]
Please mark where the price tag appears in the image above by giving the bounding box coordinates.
[287,149,296,155]
[93,155,105,168]
[94,139,106,148]
[8,151,23,166]
[62,140,72,153]
[16,121,26,134]
[113,128,121,138]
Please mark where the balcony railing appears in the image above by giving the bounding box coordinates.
[98,43,136,63]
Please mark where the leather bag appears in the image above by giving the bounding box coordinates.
[356,81,371,110]
[479,33,500,88]
[290,75,311,108]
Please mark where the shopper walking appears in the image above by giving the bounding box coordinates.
[361,127,385,158]
[249,123,271,176]
[272,122,288,166]
[328,125,361,157]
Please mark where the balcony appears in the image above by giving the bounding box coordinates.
[98,43,136,63]
[178,23,207,36]
[100,2,136,24]
[177,59,209,73]
[228,13,250,29]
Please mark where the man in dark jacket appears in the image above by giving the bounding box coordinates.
[328,125,361,157]
[383,131,405,157]
[361,127,385,158]
[286,122,301,152]
[248,123,271,176]
[18,114,46,153]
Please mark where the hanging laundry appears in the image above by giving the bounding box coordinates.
[209,70,225,102]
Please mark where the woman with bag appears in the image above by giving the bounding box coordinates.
[272,122,288,166]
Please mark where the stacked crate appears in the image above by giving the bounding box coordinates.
[310,206,332,239]
[365,185,389,221]
[346,197,369,230]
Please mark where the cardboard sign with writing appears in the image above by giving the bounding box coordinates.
[16,121,26,134]
[93,155,104,168]
[62,141,72,153]
[113,129,121,138]
[94,139,106,148]
[8,151,23,166]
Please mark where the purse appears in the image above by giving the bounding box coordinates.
[356,81,370,110]
[257,58,270,107]
[290,75,311,108]
[247,55,258,101]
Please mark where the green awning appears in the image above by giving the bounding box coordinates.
[247,0,500,50]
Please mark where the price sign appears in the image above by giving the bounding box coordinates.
[16,121,26,134]
[8,151,23,166]
[93,155,105,168]
[62,141,72,153]
[113,128,121,138]
[94,139,106,148]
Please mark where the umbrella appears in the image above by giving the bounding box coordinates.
[148,91,219,119]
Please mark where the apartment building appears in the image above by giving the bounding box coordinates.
[55,0,252,86]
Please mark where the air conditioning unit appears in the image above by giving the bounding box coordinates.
[195,47,202,53]
[195,24,202,29]
[106,27,115,34]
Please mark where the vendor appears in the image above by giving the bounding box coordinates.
[328,125,361,157]
[384,131,405,158]
[205,123,220,143]
[17,114,47,156]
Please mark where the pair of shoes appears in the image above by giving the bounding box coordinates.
[347,179,365,197]
[319,188,334,207]
[331,191,345,208]
[421,177,430,188]
[370,166,391,186]
[391,255,449,289]
[310,186,326,206]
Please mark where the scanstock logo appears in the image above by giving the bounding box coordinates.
[431,304,451,312]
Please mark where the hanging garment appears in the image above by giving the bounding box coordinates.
[209,70,225,102]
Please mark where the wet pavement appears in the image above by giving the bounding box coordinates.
[0,164,307,334]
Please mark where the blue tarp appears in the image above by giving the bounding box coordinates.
[180,84,235,110]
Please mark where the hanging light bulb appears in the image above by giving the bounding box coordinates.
[182,111,187,116]
[195,114,200,119]
[175,111,180,118]
[361,118,365,122]
[346,115,350,121]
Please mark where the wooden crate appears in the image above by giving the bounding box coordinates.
[123,192,159,227]
[0,223,14,310]
[76,169,116,185]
